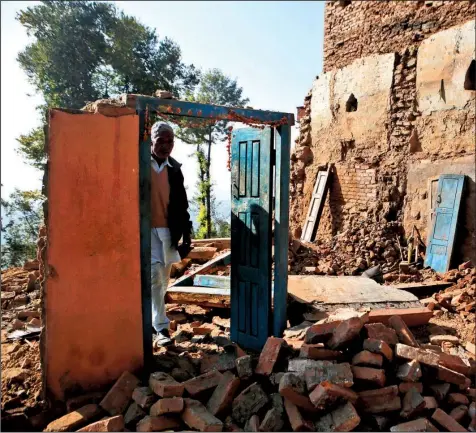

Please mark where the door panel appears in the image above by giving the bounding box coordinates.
[424,174,465,273]
[231,127,273,351]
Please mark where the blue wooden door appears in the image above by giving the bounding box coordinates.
[230,127,273,351]
[424,174,465,273]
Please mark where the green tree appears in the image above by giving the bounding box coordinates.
[16,0,199,172]
[1,188,44,269]
[176,69,248,238]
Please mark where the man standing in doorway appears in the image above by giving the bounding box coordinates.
[150,121,192,347]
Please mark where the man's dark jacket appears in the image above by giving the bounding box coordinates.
[157,155,193,258]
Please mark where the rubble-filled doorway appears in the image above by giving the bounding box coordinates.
[124,94,295,369]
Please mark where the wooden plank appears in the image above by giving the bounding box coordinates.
[166,286,230,308]
[301,165,332,242]
[368,307,433,327]
[138,111,153,375]
[194,275,230,289]
[169,251,231,288]
[274,124,291,337]
[392,281,453,297]
[122,95,295,126]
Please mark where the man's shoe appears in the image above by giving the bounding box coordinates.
[154,330,172,348]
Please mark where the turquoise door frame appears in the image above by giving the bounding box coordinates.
[127,95,294,368]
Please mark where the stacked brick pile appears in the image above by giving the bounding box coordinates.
[1,263,41,312]
[39,312,475,432]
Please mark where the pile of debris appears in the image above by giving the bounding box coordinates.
[18,309,475,432]
[289,219,405,276]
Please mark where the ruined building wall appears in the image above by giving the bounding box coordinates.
[290,1,476,271]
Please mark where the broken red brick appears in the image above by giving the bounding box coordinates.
[431,408,468,432]
[363,338,393,361]
[352,350,383,367]
[182,398,223,432]
[283,399,314,432]
[309,381,358,409]
[149,372,184,398]
[304,321,341,344]
[400,388,426,419]
[365,323,398,346]
[368,308,433,327]
[358,386,402,414]
[66,392,105,413]
[258,407,284,432]
[395,344,440,366]
[300,345,342,360]
[206,372,241,417]
[389,418,439,432]
[399,382,424,394]
[430,383,451,401]
[77,415,125,432]
[448,393,470,406]
[449,405,468,423]
[397,360,422,382]
[184,370,223,398]
[150,397,184,416]
[44,404,102,432]
[351,366,386,387]
[328,317,365,349]
[232,383,269,425]
[131,387,156,410]
[439,353,471,376]
[100,372,140,416]
[389,316,419,347]
[304,361,354,391]
[255,337,285,376]
[193,323,217,336]
[279,373,316,412]
[437,365,471,388]
[423,397,438,410]
[136,415,181,432]
[314,401,361,432]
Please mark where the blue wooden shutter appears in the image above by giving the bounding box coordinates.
[424,174,465,273]
[230,127,273,351]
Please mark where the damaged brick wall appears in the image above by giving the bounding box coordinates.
[290,1,476,271]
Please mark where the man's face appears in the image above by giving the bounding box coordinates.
[152,129,174,159]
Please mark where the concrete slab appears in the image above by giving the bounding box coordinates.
[288,276,418,305]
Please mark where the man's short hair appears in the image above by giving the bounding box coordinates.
[151,121,174,143]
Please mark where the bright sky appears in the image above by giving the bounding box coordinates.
[1,1,324,213]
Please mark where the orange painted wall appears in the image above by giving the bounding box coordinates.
[45,109,143,400]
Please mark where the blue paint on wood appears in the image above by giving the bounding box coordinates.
[273,125,291,337]
[194,275,230,289]
[424,174,465,273]
[231,127,273,351]
[132,96,295,126]
[138,112,152,374]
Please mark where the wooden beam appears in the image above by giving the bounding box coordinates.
[122,95,295,126]
[166,286,230,308]
[194,275,230,289]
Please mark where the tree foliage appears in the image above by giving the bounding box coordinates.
[16,0,199,171]
[175,69,248,238]
[1,188,44,269]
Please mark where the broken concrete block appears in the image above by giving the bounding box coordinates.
[131,387,156,410]
[244,414,260,432]
[207,372,241,417]
[236,355,253,379]
[397,360,422,382]
[136,415,181,432]
[304,361,354,391]
[193,323,217,336]
[365,323,398,346]
[327,317,365,349]
[351,366,386,387]
[352,350,383,367]
[447,393,470,406]
[358,386,402,414]
[149,372,184,398]
[309,381,358,409]
[44,404,102,432]
[389,418,439,432]
[184,370,223,398]
[150,397,184,416]
[389,316,419,347]
[363,338,394,361]
[400,388,426,419]
[255,337,285,376]
[431,408,468,432]
[314,401,361,432]
[232,383,268,424]
[182,398,223,432]
[124,402,146,426]
[279,373,315,412]
[100,371,140,416]
[77,415,125,432]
